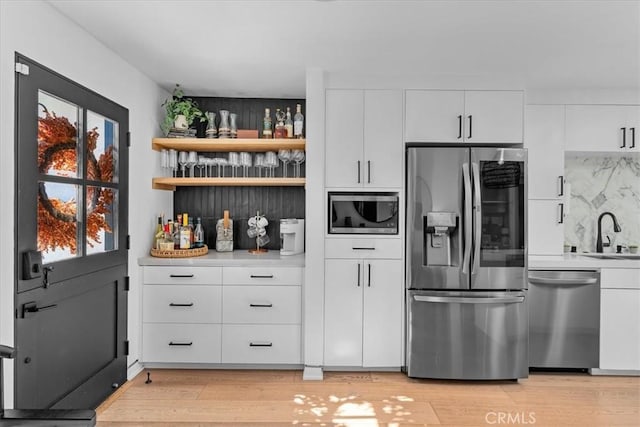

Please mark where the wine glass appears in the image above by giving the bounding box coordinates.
[217,158,228,178]
[187,151,198,177]
[291,149,305,177]
[278,149,291,177]
[264,151,278,177]
[161,149,168,172]
[254,154,265,177]
[178,151,188,177]
[197,155,207,177]
[240,152,252,177]
[168,149,178,177]
[228,152,240,177]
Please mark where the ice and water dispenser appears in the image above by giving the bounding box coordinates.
[424,212,458,266]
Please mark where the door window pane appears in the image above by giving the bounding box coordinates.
[38,181,80,263]
[86,110,118,183]
[479,161,525,267]
[38,91,80,178]
[86,186,118,255]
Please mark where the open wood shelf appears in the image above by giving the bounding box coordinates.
[152,138,306,152]
[152,177,306,191]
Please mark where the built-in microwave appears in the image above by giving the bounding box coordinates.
[328,192,399,234]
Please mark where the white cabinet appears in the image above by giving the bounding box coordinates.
[528,200,565,256]
[326,89,403,188]
[565,105,640,152]
[405,90,523,144]
[324,258,403,367]
[599,269,640,371]
[524,105,566,199]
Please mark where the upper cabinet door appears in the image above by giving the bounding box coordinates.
[326,89,364,188]
[565,105,634,152]
[524,105,565,199]
[405,90,464,143]
[464,91,524,144]
[364,90,403,188]
[624,106,640,152]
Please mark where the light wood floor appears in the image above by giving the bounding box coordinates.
[96,369,640,426]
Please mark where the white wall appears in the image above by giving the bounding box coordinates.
[0,0,172,408]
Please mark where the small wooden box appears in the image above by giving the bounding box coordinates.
[237,129,259,139]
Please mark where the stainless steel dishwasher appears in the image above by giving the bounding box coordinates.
[528,270,600,370]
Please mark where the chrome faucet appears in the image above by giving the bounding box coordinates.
[596,212,621,253]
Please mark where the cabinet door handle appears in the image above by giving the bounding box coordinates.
[352,247,375,251]
[249,342,273,347]
[468,115,473,139]
[457,115,463,139]
[558,203,564,224]
[357,263,361,287]
[558,176,564,197]
[621,127,626,148]
[367,263,371,287]
[169,302,194,307]
[170,274,194,278]
[630,127,636,148]
[169,341,193,346]
[367,160,371,184]
[357,160,361,184]
[250,274,274,279]
[249,303,273,308]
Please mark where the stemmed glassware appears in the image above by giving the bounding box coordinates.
[161,149,169,173]
[240,152,252,177]
[278,149,291,177]
[217,158,228,177]
[178,151,188,177]
[197,155,207,177]
[254,154,265,177]
[187,151,198,178]
[228,152,240,177]
[168,149,178,177]
[264,151,278,177]
[291,150,305,177]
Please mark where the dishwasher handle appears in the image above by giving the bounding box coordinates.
[414,295,524,304]
[528,276,597,286]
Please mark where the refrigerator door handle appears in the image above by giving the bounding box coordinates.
[462,163,472,276]
[528,276,597,286]
[471,162,482,277]
[414,295,525,304]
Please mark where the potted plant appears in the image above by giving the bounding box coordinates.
[161,84,206,136]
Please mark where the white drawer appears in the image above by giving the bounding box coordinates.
[222,286,301,324]
[325,238,403,259]
[144,266,222,285]
[223,267,302,286]
[221,324,301,364]
[601,268,640,289]
[143,285,222,323]
[142,323,221,363]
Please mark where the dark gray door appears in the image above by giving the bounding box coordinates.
[14,54,128,409]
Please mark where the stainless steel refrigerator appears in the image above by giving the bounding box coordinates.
[406,146,528,380]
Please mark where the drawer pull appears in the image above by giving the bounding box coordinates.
[352,247,375,251]
[249,342,273,347]
[169,274,194,278]
[250,274,274,279]
[168,341,193,346]
[169,302,194,307]
[249,303,273,308]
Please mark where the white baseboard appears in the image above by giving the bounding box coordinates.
[127,361,144,380]
[303,365,324,380]
[590,368,640,376]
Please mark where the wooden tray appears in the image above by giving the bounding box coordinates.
[150,244,208,258]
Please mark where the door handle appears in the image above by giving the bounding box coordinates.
[457,115,463,139]
[21,301,58,318]
[414,295,524,304]
[471,162,481,277]
[462,163,472,276]
[249,303,273,308]
[630,128,636,149]
[367,263,371,287]
[43,265,54,288]
[558,176,564,197]
[468,115,473,139]
[621,127,626,148]
[169,302,194,307]
[357,160,361,184]
[352,247,375,251]
[558,203,564,224]
[528,276,597,286]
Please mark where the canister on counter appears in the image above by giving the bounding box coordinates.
[216,210,233,252]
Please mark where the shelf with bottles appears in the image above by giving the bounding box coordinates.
[152,137,306,152]
[152,177,305,191]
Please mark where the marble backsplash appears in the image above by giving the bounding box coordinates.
[564,154,640,252]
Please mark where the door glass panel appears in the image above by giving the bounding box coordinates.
[38,91,80,178]
[86,186,118,255]
[86,110,118,183]
[38,181,80,263]
[479,161,525,267]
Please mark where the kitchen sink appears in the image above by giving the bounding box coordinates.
[580,253,640,260]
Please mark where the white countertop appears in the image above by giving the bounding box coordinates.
[139,250,305,267]
[529,253,640,270]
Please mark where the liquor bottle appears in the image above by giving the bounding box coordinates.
[154,216,163,249]
[274,108,286,139]
[285,107,294,138]
[294,104,304,139]
[194,217,205,248]
[179,213,191,249]
[172,217,180,249]
[188,216,195,248]
[262,108,272,139]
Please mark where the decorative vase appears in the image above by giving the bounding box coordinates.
[173,114,188,130]
[205,111,217,138]
[230,113,238,138]
[218,110,230,138]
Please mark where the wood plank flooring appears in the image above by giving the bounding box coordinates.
[96,369,640,426]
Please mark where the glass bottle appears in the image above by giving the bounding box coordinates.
[154,216,163,249]
[174,215,182,249]
[274,108,286,139]
[294,104,304,139]
[218,110,230,138]
[205,111,217,138]
[188,216,195,248]
[194,217,205,248]
[229,113,238,138]
[262,108,272,139]
[285,107,294,138]
[179,213,191,249]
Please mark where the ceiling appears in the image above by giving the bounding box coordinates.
[48,0,640,98]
